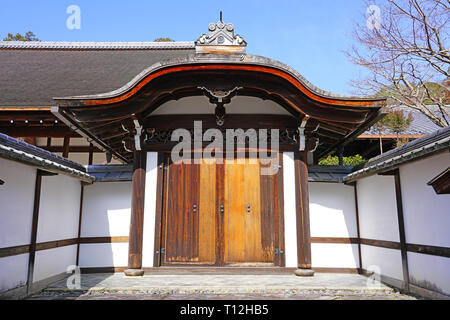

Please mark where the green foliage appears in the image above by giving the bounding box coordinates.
[3,31,40,41]
[318,154,366,166]
[154,37,175,42]
[381,110,413,134]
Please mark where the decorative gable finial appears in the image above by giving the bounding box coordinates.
[195,13,247,54]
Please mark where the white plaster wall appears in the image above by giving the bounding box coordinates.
[0,158,36,248]
[356,175,399,242]
[36,174,81,243]
[311,243,359,268]
[81,181,131,238]
[0,253,29,293]
[309,182,357,238]
[283,152,298,267]
[33,245,77,282]
[79,181,131,267]
[78,243,128,268]
[400,152,450,247]
[407,252,450,295]
[152,96,291,115]
[361,245,403,280]
[142,152,158,267]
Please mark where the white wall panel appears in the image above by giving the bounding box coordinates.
[361,245,403,281]
[78,243,128,267]
[37,174,81,243]
[400,152,450,247]
[0,158,36,248]
[309,182,357,238]
[142,152,158,267]
[283,152,297,268]
[0,254,29,293]
[407,252,450,295]
[357,175,399,242]
[311,243,359,268]
[33,245,77,282]
[81,181,131,237]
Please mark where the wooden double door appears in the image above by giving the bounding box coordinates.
[160,156,284,267]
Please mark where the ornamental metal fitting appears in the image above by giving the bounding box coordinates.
[195,14,247,54]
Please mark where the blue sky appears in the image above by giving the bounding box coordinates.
[0,0,372,95]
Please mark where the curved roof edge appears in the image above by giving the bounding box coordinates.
[54,53,386,104]
[0,41,195,50]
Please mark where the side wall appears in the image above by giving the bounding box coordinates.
[78,181,132,269]
[0,158,82,295]
[356,151,450,297]
[309,182,360,271]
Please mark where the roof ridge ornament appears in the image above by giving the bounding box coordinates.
[195,13,247,54]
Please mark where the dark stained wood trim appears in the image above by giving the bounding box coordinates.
[0,244,30,258]
[35,238,78,251]
[79,236,129,244]
[26,170,43,294]
[393,169,410,291]
[427,167,450,194]
[127,150,147,270]
[406,243,450,258]
[277,153,286,267]
[81,267,127,274]
[75,184,84,266]
[215,160,225,266]
[353,182,363,269]
[0,127,80,138]
[294,151,312,270]
[311,237,359,244]
[62,136,70,158]
[41,145,103,153]
[88,144,94,165]
[153,152,165,267]
[313,267,361,274]
[360,238,401,250]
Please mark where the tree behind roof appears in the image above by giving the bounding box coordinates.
[3,31,40,41]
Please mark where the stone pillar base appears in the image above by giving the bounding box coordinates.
[124,269,145,277]
[294,268,315,277]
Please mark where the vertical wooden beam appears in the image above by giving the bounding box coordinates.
[125,151,147,276]
[26,170,43,295]
[75,183,85,266]
[293,151,314,276]
[393,169,410,292]
[88,144,94,165]
[46,137,51,147]
[62,136,70,158]
[353,182,363,272]
[153,153,164,267]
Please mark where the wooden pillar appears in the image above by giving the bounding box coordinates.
[62,136,70,158]
[393,169,410,292]
[124,151,147,276]
[75,184,85,266]
[293,151,314,276]
[26,170,43,295]
[88,143,94,165]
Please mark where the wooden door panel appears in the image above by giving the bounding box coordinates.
[224,158,275,265]
[224,158,246,263]
[198,159,217,263]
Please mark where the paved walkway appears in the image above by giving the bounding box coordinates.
[28,273,418,300]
